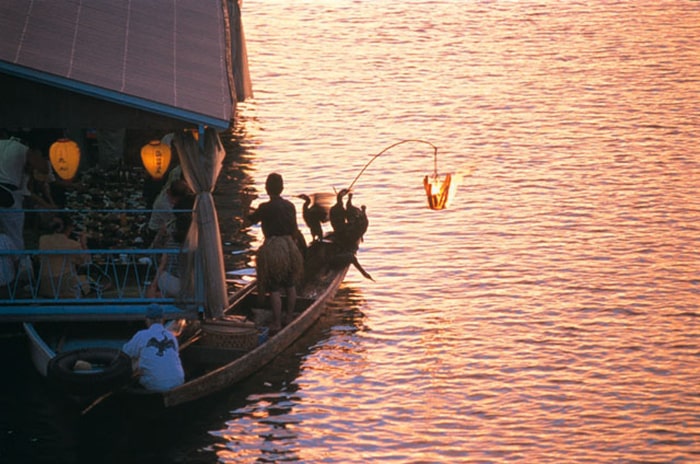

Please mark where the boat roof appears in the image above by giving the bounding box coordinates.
[0,0,239,130]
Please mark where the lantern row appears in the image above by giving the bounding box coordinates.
[49,139,173,181]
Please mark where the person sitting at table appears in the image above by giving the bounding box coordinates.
[38,214,92,298]
[146,178,192,248]
[0,222,16,298]
[147,195,194,299]
[0,130,47,250]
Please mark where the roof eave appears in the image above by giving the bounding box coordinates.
[0,62,231,131]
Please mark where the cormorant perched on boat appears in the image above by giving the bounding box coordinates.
[329,188,349,235]
[297,194,327,242]
[358,204,369,241]
[345,192,361,222]
[345,192,369,243]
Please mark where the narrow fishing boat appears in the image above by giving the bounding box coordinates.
[143,238,358,408]
[22,238,364,411]
[9,126,373,412]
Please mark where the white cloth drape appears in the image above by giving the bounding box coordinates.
[173,129,227,319]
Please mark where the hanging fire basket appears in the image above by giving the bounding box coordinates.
[347,139,453,210]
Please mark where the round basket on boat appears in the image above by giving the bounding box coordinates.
[200,323,259,351]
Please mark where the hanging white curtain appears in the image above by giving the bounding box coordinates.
[173,128,227,319]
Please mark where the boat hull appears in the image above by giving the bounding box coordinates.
[24,322,54,377]
[160,264,349,407]
[22,239,359,410]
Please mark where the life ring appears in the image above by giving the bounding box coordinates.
[47,348,133,396]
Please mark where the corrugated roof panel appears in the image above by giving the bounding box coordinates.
[174,1,228,111]
[69,2,129,89]
[123,4,177,104]
[0,3,29,59]
[0,0,235,128]
[15,2,78,75]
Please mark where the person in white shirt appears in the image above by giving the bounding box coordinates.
[122,304,185,392]
[0,132,46,250]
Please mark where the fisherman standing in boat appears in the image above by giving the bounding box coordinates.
[245,173,304,332]
[122,304,185,392]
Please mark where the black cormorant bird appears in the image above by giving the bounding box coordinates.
[329,188,349,235]
[297,194,327,242]
[345,192,369,243]
[345,192,361,222]
[357,205,369,242]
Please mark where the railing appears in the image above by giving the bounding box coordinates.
[0,208,204,321]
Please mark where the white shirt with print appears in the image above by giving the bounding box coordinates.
[122,323,184,391]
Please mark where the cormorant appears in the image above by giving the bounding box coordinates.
[358,205,369,242]
[297,194,327,242]
[345,192,361,222]
[345,192,369,243]
[329,188,349,235]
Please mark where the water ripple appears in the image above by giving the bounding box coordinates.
[214,1,700,461]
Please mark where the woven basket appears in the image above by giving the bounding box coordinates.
[200,323,259,351]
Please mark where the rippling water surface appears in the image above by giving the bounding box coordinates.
[218,1,700,462]
[3,1,699,463]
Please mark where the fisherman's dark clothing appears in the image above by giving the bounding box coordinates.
[248,195,304,293]
[248,196,298,238]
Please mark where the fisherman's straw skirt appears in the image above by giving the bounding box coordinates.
[256,235,304,293]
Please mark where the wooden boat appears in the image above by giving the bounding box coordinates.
[23,239,361,410]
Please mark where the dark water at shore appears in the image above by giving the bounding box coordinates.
[0,286,363,464]
[0,133,259,464]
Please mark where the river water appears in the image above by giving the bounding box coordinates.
[2,1,700,463]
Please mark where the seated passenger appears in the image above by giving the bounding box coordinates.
[148,195,194,298]
[0,222,16,298]
[146,178,191,248]
[0,131,46,250]
[38,214,91,298]
[122,304,185,392]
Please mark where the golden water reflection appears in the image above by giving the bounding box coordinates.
[214,0,700,461]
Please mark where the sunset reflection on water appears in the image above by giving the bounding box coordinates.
[213,0,699,462]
